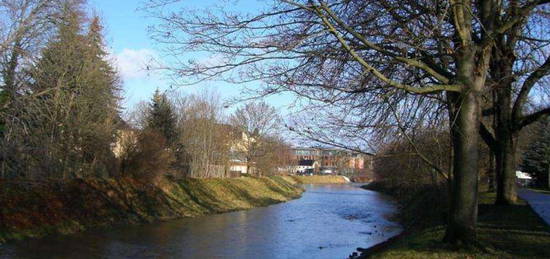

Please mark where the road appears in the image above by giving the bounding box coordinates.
[518,188,550,226]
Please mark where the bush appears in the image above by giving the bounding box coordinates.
[373,131,450,190]
[371,129,452,229]
[366,181,449,229]
[119,130,175,183]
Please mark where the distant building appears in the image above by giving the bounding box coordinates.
[229,163,248,175]
[296,159,319,174]
[293,148,322,161]
[291,147,372,175]
[111,116,137,158]
[228,128,255,175]
[112,129,137,158]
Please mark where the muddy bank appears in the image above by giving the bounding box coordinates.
[0,176,303,243]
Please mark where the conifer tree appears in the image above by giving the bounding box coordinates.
[145,89,178,146]
[27,3,120,178]
[521,119,550,189]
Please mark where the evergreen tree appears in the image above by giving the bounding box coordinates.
[520,119,550,189]
[28,3,120,178]
[145,89,178,146]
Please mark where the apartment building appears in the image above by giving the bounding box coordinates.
[291,147,371,174]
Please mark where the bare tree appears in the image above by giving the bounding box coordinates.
[477,2,550,205]
[254,136,294,176]
[0,0,59,151]
[230,101,281,175]
[146,0,550,244]
[0,0,73,102]
[173,91,231,178]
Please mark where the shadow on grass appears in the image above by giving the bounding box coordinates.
[370,192,550,258]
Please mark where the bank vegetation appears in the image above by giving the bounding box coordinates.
[358,127,550,258]
[0,0,305,243]
[0,176,303,243]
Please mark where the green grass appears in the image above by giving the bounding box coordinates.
[372,192,550,258]
[0,176,304,243]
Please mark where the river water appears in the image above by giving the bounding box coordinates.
[0,184,401,259]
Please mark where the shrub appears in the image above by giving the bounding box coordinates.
[119,130,175,183]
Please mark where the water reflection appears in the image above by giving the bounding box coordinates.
[0,184,401,259]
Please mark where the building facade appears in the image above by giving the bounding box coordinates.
[291,147,371,175]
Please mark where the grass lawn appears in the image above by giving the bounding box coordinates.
[372,192,550,258]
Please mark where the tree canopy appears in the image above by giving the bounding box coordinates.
[1,1,120,178]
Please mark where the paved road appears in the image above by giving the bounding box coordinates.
[518,188,550,226]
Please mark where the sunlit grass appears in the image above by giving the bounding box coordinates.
[0,176,304,243]
[281,175,347,184]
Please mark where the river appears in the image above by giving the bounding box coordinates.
[0,184,401,259]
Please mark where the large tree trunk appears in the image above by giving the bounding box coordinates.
[494,132,518,205]
[493,70,519,205]
[444,90,481,244]
[488,151,496,192]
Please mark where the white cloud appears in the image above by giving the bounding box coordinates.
[107,48,170,110]
[196,53,227,68]
[110,48,159,81]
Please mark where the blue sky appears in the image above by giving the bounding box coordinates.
[89,0,157,110]
[89,0,294,114]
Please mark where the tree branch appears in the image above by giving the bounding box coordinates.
[318,3,453,84]
[383,93,449,180]
[479,121,497,153]
[496,0,550,35]
[518,107,550,129]
[512,55,550,122]
[314,6,462,95]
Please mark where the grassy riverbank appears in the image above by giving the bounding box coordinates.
[281,175,348,184]
[361,183,550,258]
[0,176,303,243]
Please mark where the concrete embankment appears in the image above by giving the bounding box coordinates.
[0,176,304,243]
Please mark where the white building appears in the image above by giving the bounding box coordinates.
[296,160,319,174]
[516,171,533,186]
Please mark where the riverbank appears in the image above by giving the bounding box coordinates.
[0,176,304,243]
[281,175,349,184]
[2,181,398,258]
[355,182,550,258]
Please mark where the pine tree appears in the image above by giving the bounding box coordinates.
[28,4,120,178]
[78,15,121,176]
[520,119,550,189]
[145,89,178,146]
[85,16,121,114]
